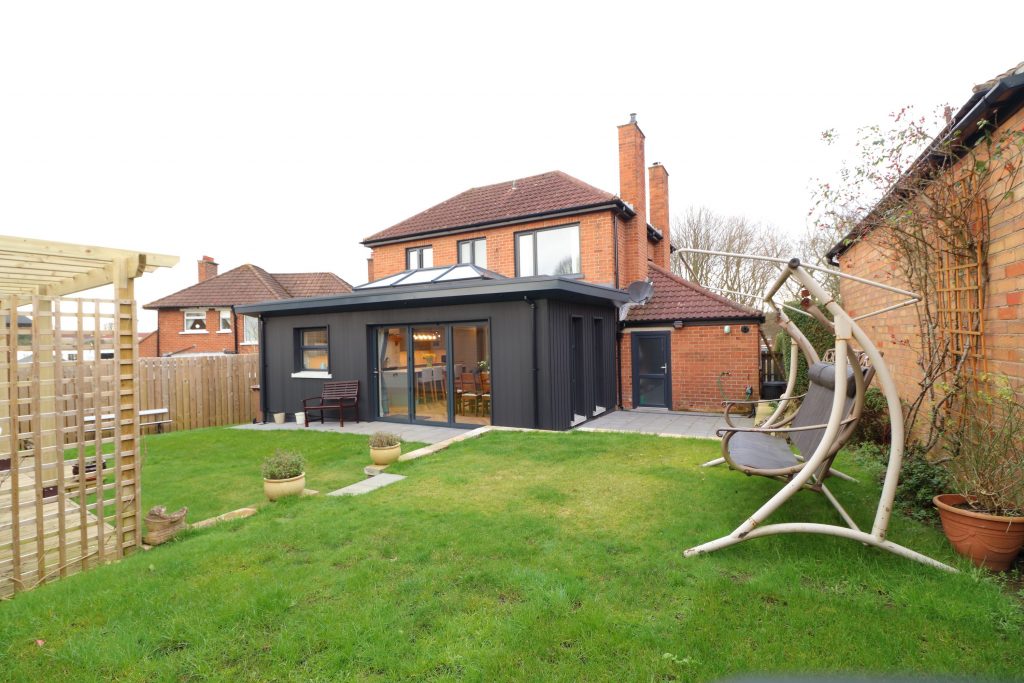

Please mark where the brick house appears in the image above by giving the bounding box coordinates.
[142,256,351,357]
[826,62,1024,412]
[360,115,762,412]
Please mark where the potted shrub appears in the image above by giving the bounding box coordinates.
[369,432,401,466]
[262,449,306,501]
[933,377,1024,571]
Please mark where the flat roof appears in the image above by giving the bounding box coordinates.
[237,275,630,316]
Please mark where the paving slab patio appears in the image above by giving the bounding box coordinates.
[234,419,466,445]
[578,409,753,439]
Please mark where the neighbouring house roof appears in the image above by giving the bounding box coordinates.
[362,171,634,245]
[826,60,1024,263]
[144,264,352,309]
[626,263,763,323]
[238,274,629,316]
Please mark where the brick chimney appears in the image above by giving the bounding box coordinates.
[648,162,670,269]
[198,255,218,283]
[618,114,647,285]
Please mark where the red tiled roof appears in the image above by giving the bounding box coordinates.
[626,263,762,322]
[144,264,352,309]
[363,171,620,244]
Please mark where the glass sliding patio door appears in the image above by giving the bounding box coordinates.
[452,323,491,426]
[374,322,490,426]
[376,327,410,419]
[412,326,447,423]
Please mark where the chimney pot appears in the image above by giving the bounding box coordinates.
[629,113,637,123]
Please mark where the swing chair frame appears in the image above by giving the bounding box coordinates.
[676,249,956,572]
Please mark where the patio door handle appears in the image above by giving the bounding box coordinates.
[660,364,667,371]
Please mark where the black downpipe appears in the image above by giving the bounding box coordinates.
[231,305,239,352]
[258,315,269,423]
[612,215,620,289]
[615,329,624,409]
[525,296,539,428]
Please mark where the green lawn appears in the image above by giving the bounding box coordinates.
[139,427,427,521]
[5,430,1022,682]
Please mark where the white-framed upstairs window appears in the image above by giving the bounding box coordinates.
[242,315,259,345]
[218,308,232,333]
[183,309,208,332]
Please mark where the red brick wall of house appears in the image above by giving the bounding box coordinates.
[152,309,257,356]
[620,324,760,412]
[837,106,1024,413]
[368,210,621,286]
[138,331,158,358]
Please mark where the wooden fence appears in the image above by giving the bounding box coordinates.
[136,355,260,432]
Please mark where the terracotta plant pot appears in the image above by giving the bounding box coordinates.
[934,493,1024,571]
[264,473,306,501]
[370,445,401,466]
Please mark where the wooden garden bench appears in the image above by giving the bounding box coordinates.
[302,380,359,428]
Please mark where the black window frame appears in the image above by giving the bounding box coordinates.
[513,223,581,277]
[295,326,330,372]
[457,237,487,267]
[406,245,434,270]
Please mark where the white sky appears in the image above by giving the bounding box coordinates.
[2,1,1020,329]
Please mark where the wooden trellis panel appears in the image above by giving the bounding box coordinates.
[935,242,988,385]
[0,295,137,598]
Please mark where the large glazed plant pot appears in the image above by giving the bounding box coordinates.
[264,473,306,501]
[370,445,401,466]
[934,494,1024,571]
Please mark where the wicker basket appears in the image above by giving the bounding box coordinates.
[143,505,188,545]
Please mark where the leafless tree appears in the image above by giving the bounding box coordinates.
[670,206,794,305]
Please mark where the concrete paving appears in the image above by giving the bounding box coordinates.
[327,472,406,497]
[578,408,753,439]
[234,419,467,445]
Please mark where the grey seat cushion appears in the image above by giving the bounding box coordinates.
[728,431,800,471]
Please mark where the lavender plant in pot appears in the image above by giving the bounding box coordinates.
[262,449,306,501]
[369,432,401,466]
[933,377,1024,571]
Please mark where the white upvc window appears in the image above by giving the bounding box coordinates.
[183,309,208,332]
[218,308,232,333]
[242,315,259,344]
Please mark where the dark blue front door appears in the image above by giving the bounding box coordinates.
[632,332,671,408]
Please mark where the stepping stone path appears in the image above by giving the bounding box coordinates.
[327,472,406,497]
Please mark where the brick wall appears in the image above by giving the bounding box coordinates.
[838,106,1024,411]
[620,324,760,412]
[151,308,257,356]
[138,331,158,358]
[368,210,621,286]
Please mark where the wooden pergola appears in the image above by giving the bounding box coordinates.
[0,236,177,597]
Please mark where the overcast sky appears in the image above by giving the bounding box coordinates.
[2,1,1020,329]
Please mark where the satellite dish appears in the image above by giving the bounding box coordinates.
[626,280,654,304]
